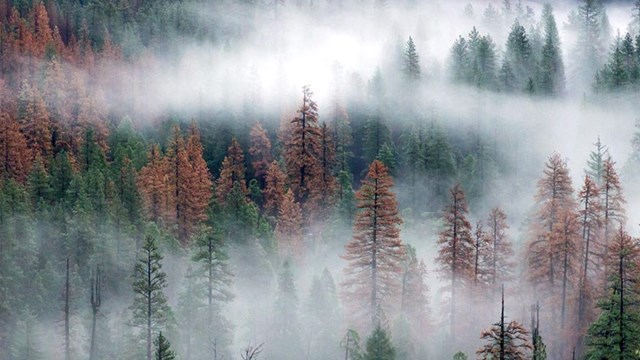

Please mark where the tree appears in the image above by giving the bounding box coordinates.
[217,137,247,204]
[538,3,565,95]
[17,81,52,164]
[0,112,31,182]
[316,122,338,211]
[531,303,547,360]
[504,20,533,91]
[138,145,169,223]
[275,189,303,260]
[576,175,602,338]
[477,286,532,359]
[342,329,364,360]
[249,122,273,185]
[191,225,234,357]
[342,160,404,329]
[570,0,607,92]
[586,137,608,186]
[185,123,213,228]
[363,325,395,360]
[89,266,101,360]
[305,269,341,360]
[284,86,322,212]
[485,207,515,290]
[131,227,173,360]
[403,36,420,81]
[400,245,430,334]
[154,332,176,360]
[269,260,303,360]
[601,158,626,281]
[585,229,640,359]
[436,183,474,332]
[263,161,287,219]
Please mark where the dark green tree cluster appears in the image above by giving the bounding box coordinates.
[594,31,640,91]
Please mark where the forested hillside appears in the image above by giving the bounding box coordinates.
[1,0,640,359]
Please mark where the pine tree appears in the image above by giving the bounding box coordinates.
[249,122,272,185]
[585,229,640,359]
[601,158,626,283]
[571,0,606,92]
[342,329,364,360]
[166,125,196,243]
[138,145,169,224]
[263,161,287,219]
[305,269,341,360]
[577,175,602,337]
[217,137,247,205]
[400,245,430,334]
[403,36,421,81]
[191,225,234,355]
[477,286,532,359]
[316,122,338,212]
[284,86,322,212]
[363,325,395,360]
[531,303,548,360]
[131,227,173,360]
[154,332,176,360]
[586,137,608,185]
[342,160,404,329]
[275,189,303,260]
[538,3,565,95]
[269,260,303,360]
[436,183,474,332]
[185,123,213,227]
[0,112,31,182]
[505,20,533,91]
[485,207,515,291]
[17,81,52,163]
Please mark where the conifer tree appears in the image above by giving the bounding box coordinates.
[263,160,287,219]
[131,228,173,360]
[436,183,474,332]
[17,81,52,163]
[269,260,303,360]
[185,123,213,227]
[217,137,247,205]
[585,229,640,359]
[363,325,395,360]
[138,145,169,223]
[249,122,273,185]
[342,160,404,328]
[284,86,322,212]
[317,122,338,211]
[485,207,515,290]
[538,3,565,95]
[165,126,193,243]
[275,189,303,260]
[154,332,176,360]
[586,137,608,185]
[0,112,31,182]
[601,158,625,281]
[477,286,532,359]
[403,36,421,81]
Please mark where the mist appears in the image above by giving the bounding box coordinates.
[2,0,640,359]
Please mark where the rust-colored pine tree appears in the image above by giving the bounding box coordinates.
[485,207,515,292]
[0,112,31,182]
[33,2,53,57]
[264,160,287,219]
[527,153,575,293]
[284,86,322,212]
[216,137,248,205]
[552,206,581,330]
[138,144,169,223]
[473,220,490,290]
[18,81,52,163]
[342,160,404,329]
[315,122,338,212]
[186,123,213,224]
[436,183,475,332]
[275,189,303,260]
[165,125,193,243]
[600,158,626,281]
[249,122,273,184]
[576,175,601,338]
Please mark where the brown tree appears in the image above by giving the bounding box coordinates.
[0,112,31,182]
[264,160,287,219]
[341,160,404,329]
[18,81,52,163]
[436,183,474,332]
[485,207,515,291]
[275,189,303,260]
[601,158,626,281]
[315,122,338,212]
[216,137,247,205]
[186,123,213,225]
[249,122,272,184]
[138,144,169,223]
[284,86,322,213]
[165,126,195,244]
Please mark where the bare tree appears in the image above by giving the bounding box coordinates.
[241,343,264,360]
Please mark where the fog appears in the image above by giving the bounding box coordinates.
[3,0,640,359]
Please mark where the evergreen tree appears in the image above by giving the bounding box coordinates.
[269,260,303,360]
[586,137,609,185]
[403,36,421,81]
[436,184,474,333]
[538,3,565,95]
[363,325,395,360]
[342,160,404,329]
[505,20,533,91]
[154,332,176,360]
[131,227,173,360]
[585,229,640,359]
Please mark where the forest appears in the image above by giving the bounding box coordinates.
[1,0,640,359]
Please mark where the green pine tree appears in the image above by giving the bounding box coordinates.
[363,326,395,360]
[154,331,176,360]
